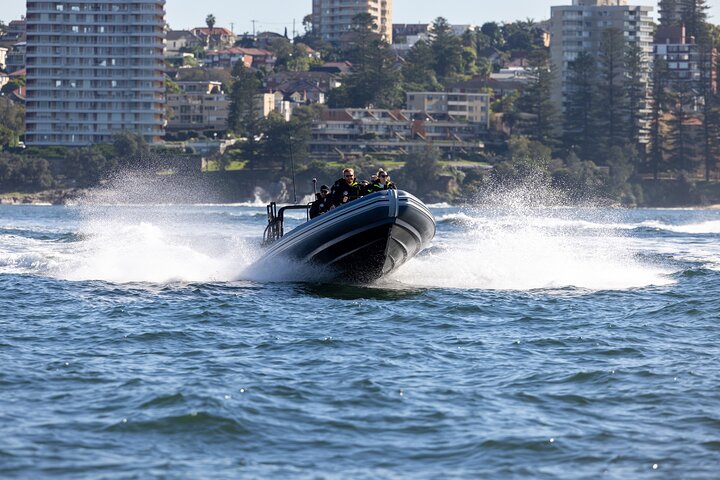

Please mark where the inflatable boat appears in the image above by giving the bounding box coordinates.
[259,189,436,283]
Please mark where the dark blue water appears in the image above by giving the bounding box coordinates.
[1,199,719,478]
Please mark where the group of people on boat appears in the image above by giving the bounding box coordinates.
[309,167,396,219]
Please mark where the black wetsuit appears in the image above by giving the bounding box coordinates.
[309,195,332,219]
[330,178,362,207]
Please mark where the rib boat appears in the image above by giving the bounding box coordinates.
[259,189,436,283]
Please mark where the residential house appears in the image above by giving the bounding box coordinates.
[237,48,276,69]
[5,41,25,73]
[203,47,251,69]
[654,25,717,96]
[191,27,236,49]
[0,19,25,49]
[165,30,202,56]
[255,31,286,50]
[311,61,353,75]
[406,91,491,127]
[265,71,341,92]
[309,108,484,159]
[312,0,393,44]
[167,81,229,132]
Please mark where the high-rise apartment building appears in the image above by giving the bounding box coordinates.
[312,0,393,44]
[25,1,166,146]
[549,0,653,109]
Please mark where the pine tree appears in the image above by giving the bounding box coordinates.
[562,52,597,159]
[401,40,442,92]
[332,14,402,109]
[649,57,670,180]
[625,43,649,148]
[595,28,628,160]
[658,0,681,27]
[517,51,557,146]
[681,0,710,40]
[667,82,698,173]
[429,17,464,82]
[227,66,261,136]
[696,36,719,180]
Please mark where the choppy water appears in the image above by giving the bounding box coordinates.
[1,194,719,478]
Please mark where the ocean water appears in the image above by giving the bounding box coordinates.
[1,192,719,479]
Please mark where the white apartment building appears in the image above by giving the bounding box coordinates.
[406,91,491,127]
[167,81,228,132]
[25,1,166,146]
[549,0,653,109]
[312,0,393,44]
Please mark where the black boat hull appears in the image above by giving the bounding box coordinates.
[260,190,436,283]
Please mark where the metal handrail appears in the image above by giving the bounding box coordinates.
[262,202,312,246]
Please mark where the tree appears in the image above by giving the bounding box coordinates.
[658,0,681,27]
[248,115,310,173]
[330,13,402,108]
[666,82,698,173]
[681,0,710,41]
[595,28,628,158]
[343,13,380,75]
[624,42,649,148]
[227,66,261,136]
[205,13,216,31]
[302,14,313,34]
[517,51,557,145]
[62,147,116,187]
[0,97,24,148]
[697,36,719,181]
[649,57,670,180]
[112,131,149,168]
[480,22,503,48]
[402,40,442,92]
[563,52,597,159]
[492,135,552,185]
[430,17,464,82]
[205,14,216,48]
[397,146,441,192]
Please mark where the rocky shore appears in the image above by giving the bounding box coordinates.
[0,189,88,205]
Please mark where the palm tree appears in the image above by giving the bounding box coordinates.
[205,14,216,48]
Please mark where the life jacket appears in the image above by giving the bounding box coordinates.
[331,178,361,206]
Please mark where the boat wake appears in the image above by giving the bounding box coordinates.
[388,188,677,292]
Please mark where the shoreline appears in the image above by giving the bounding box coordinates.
[3,189,720,210]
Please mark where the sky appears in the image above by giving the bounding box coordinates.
[4,0,720,34]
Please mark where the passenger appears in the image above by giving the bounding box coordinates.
[330,168,362,207]
[368,169,397,192]
[358,179,372,196]
[309,184,332,219]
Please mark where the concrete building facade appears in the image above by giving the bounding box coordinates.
[654,25,717,95]
[312,0,393,44]
[167,81,228,132]
[24,0,166,146]
[406,91,491,127]
[310,108,485,159]
[549,0,653,109]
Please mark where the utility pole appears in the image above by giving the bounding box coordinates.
[252,20,256,37]
[292,18,296,39]
[230,22,234,33]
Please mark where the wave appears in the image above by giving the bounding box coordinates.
[391,200,676,291]
[638,220,720,235]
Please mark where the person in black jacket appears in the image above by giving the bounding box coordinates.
[330,168,362,206]
[309,184,332,219]
[367,169,397,193]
